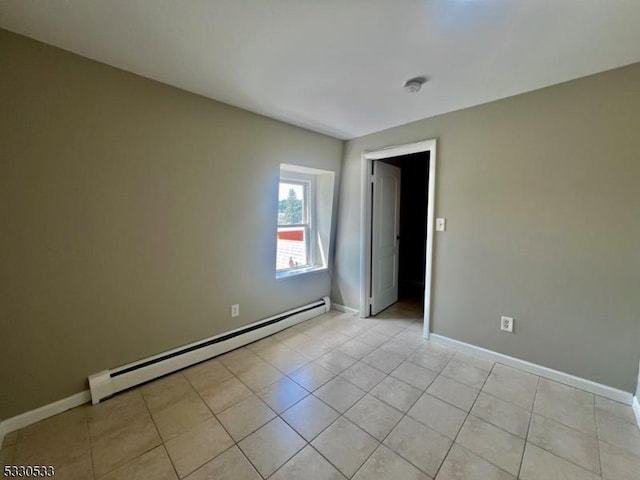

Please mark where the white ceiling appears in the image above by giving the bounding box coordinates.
[1,0,639,139]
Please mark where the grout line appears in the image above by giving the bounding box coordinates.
[139,384,181,479]
[517,375,540,479]
[269,316,420,478]
[81,406,97,480]
[593,395,604,477]
[430,357,494,479]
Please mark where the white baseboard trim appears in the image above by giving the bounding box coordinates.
[633,396,640,428]
[332,303,359,315]
[0,390,91,445]
[430,334,633,405]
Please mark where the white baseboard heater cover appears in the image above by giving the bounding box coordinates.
[89,297,330,404]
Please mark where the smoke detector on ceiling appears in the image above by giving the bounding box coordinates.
[404,76,427,93]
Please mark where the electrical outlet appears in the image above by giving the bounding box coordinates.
[231,304,240,317]
[500,316,514,332]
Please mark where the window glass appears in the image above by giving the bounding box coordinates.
[277,180,310,270]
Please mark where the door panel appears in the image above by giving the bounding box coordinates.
[371,162,401,315]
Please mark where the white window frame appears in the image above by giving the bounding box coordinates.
[276,171,319,277]
[276,163,335,279]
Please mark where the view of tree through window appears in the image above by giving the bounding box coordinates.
[278,186,304,225]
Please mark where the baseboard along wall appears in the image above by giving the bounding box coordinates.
[430,334,634,406]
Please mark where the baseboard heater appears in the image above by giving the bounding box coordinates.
[88,296,330,404]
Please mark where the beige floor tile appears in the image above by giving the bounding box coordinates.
[183,359,234,392]
[384,416,451,477]
[293,339,335,360]
[481,364,538,411]
[534,379,596,436]
[184,446,259,480]
[595,396,638,425]
[237,360,285,391]
[47,453,94,480]
[357,331,390,347]
[247,335,282,354]
[280,332,314,350]
[391,361,437,391]
[394,330,426,351]
[14,437,91,475]
[87,390,148,438]
[141,374,196,414]
[407,393,466,439]
[257,377,308,413]
[260,346,310,374]
[99,446,177,480]
[251,341,291,359]
[18,406,88,447]
[426,375,479,412]
[238,417,306,478]
[314,376,366,413]
[345,394,404,441]
[288,362,336,391]
[379,338,419,358]
[597,408,640,457]
[165,418,233,478]
[471,392,531,439]
[312,417,379,478]
[216,395,275,441]
[91,415,161,477]
[373,322,406,337]
[14,407,90,469]
[270,445,346,480]
[362,349,405,373]
[407,345,454,373]
[340,361,387,391]
[334,323,370,340]
[354,444,431,480]
[13,406,90,479]
[520,443,600,480]
[440,355,491,390]
[198,376,253,414]
[152,394,213,441]
[316,350,358,374]
[371,376,422,412]
[436,445,515,480]
[528,414,600,473]
[456,416,524,475]
[337,339,376,359]
[450,352,495,372]
[319,332,352,348]
[218,348,262,376]
[600,440,640,480]
[280,395,340,441]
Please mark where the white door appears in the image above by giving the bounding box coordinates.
[371,161,401,315]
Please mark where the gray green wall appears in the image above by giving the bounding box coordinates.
[0,29,342,419]
[333,63,640,393]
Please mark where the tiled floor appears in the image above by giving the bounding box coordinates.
[2,301,639,479]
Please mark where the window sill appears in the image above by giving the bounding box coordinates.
[276,266,327,279]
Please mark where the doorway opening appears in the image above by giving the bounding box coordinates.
[359,139,436,338]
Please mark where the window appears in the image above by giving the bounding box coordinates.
[276,164,335,278]
[277,177,313,271]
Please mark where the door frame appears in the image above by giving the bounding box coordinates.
[359,139,437,339]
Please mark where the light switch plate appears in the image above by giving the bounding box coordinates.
[436,218,446,232]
